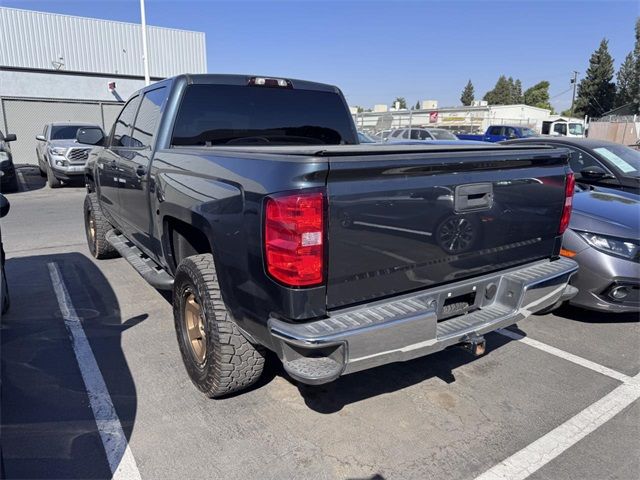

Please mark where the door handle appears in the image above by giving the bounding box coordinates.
[136,165,147,177]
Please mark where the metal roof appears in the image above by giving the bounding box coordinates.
[0,7,206,78]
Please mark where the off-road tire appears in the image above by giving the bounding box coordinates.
[173,254,265,398]
[83,193,118,259]
[46,164,61,188]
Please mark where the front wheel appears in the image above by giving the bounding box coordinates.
[46,165,61,188]
[173,254,265,398]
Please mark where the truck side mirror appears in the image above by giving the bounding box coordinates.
[3,133,16,142]
[0,193,10,218]
[36,134,45,141]
[76,127,105,146]
[580,165,611,180]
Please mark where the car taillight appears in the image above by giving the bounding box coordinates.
[265,191,324,287]
[559,172,575,234]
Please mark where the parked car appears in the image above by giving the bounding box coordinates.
[558,185,639,312]
[457,125,538,142]
[372,129,393,142]
[0,193,10,313]
[36,122,101,188]
[0,130,18,192]
[387,127,459,141]
[502,138,640,193]
[76,73,577,398]
[357,131,377,143]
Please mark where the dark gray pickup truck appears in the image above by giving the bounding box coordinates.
[77,74,578,397]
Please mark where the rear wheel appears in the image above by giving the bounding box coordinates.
[83,193,118,259]
[173,254,265,398]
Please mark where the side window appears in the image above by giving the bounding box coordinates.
[554,123,567,136]
[391,130,402,138]
[402,130,409,139]
[410,130,420,140]
[112,96,141,147]
[567,147,601,174]
[131,87,167,148]
[489,126,502,136]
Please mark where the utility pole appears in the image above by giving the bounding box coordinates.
[569,71,578,118]
[140,0,150,86]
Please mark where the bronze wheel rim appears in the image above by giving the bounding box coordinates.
[184,292,206,364]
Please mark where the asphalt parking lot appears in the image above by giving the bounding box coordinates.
[1,166,639,480]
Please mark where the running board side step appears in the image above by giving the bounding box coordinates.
[105,230,174,290]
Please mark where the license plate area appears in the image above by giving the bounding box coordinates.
[441,292,477,320]
[435,280,498,322]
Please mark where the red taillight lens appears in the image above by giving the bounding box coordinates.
[559,172,575,234]
[265,192,324,287]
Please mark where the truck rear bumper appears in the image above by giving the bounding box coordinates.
[269,257,578,385]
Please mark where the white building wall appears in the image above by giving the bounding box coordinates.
[0,7,206,77]
[0,70,146,102]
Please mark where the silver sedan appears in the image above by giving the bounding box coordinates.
[561,185,639,312]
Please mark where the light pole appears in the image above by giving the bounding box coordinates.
[140,0,150,86]
[569,71,578,118]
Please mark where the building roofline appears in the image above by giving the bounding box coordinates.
[0,6,205,36]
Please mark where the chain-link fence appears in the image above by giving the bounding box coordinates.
[0,96,124,165]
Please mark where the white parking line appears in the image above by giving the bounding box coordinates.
[474,328,640,480]
[48,262,142,480]
[475,373,640,480]
[497,328,631,383]
[16,170,27,192]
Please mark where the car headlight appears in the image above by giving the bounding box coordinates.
[0,152,9,163]
[48,147,67,156]
[578,231,639,260]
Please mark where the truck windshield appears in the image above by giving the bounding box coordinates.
[50,125,87,140]
[171,84,357,146]
[569,123,584,135]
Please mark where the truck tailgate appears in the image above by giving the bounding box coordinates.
[325,147,569,309]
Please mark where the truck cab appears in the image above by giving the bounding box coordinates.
[541,120,585,138]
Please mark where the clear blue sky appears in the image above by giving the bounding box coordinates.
[3,0,639,111]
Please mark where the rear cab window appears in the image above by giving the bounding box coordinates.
[171,84,357,146]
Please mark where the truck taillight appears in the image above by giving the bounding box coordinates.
[559,172,575,235]
[264,191,324,287]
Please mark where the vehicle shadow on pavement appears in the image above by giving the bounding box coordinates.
[11,165,46,193]
[294,332,512,414]
[551,304,639,324]
[1,252,141,479]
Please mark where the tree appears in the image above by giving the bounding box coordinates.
[574,39,616,117]
[513,79,523,103]
[632,18,640,112]
[414,100,421,110]
[393,97,407,109]
[523,81,553,110]
[615,52,635,107]
[483,75,512,105]
[460,80,475,106]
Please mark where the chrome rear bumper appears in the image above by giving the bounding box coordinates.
[269,257,578,384]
